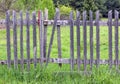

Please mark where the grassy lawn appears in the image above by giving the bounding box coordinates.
[0,25,120,83]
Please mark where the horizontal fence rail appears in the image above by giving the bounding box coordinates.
[1,59,120,65]
[1,9,120,72]
[2,20,120,26]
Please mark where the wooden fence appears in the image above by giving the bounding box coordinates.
[1,9,120,71]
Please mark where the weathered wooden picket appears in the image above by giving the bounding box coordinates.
[1,9,120,71]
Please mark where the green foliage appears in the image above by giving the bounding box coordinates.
[20,0,36,10]
[105,0,120,11]
[53,0,69,7]
[38,0,55,19]
[83,0,97,12]
[1,0,120,18]
[69,0,97,12]
[104,0,120,17]
[95,0,107,17]
[69,0,120,17]
[59,5,76,20]
[59,5,72,19]
[0,65,120,84]
[69,0,84,12]
[10,0,55,19]
[60,5,71,16]
[83,0,98,19]
[11,0,24,11]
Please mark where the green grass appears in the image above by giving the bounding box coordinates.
[0,65,120,84]
[0,25,120,83]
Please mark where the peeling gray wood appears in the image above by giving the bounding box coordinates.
[6,11,11,68]
[108,10,113,69]
[43,21,48,58]
[76,10,80,71]
[114,10,119,70]
[26,11,30,71]
[44,8,48,20]
[56,9,62,67]
[32,11,37,68]
[3,19,120,26]
[89,10,93,70]
[43,8,48,58]
[13,10,18,69]
[46,10,59,66]
[83,11,87,71]
[20,11,24,70]
[70,11,74,71]
[96,11,100,68]
[1,59,120,65]
[39,11,44,66]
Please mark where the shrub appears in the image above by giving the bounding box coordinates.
[38,0,55,19]
[59,5,76,20]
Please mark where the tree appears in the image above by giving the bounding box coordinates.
[69,0,84,12]
[104,0,120,17]
[39,0,55,19]
[0,0,17,12]
[105,0,120,11]
[53,0,69,7]
[83,0,97,12]
[19,0,40,10]
[69,0,97,12]
[95,0,107,17]
[0,0,18,17]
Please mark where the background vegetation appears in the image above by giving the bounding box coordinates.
[0,0,120,19]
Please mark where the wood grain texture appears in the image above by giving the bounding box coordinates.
[83,11,87,71]
[89,10,93,70]
[1,59,120,65]
[56,9,62,67]
[32,11,37,68]
[108,10,113,69]
[76,10,80,71]
[96,11,100,68]
[70,11,74,71]
[26,11,30,71]
[20,11,24,70]
[114,10,119,70]
[46,10,59,66]
[13,11,18,69]
[6,11,11,68]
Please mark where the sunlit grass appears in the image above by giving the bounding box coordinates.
[0,25,117,60]
[0,25,120,83]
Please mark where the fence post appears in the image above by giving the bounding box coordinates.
[26,11,30,71]
[6,11,11,68]
[46,9,59,66]
[20,11,24,70]
[44,8,48,20]
[32,11,37,68]
[69,11,74,71]
[39,11,44,66]
[108,10,112,69]
[83,11,87,71]
[114,10,119,70]
[76,10,80,71]
[56,8,62,67]
[43,9,48,58]
[96,11,100,68]
[13,10,18,69]
[89,10,93,70]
